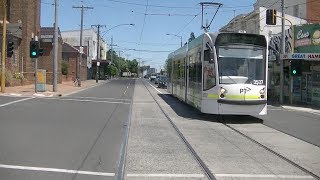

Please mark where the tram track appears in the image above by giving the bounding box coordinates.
[143,79,319,180]
[142,79,216,180]
[220,119,320,180]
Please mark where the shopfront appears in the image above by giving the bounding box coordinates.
[280,23,320,106]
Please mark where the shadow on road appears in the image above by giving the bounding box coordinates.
[157,93,263,124]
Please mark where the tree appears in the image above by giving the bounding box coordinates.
[165,58,172,77]
[128,59,138,73]
[188,32,195,42]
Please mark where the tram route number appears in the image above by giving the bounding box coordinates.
[252,80,263,85]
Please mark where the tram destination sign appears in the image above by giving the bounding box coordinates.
[281,53,320,60]
[216,33,267,47]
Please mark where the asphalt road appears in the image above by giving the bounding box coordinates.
[0,79,134,180]
[257,106,320,147]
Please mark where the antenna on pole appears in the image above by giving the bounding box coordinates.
[200,2,222,32]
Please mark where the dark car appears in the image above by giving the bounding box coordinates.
[157,76,167,88]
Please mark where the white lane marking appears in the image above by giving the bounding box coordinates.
[269,108,320,115]
[0,97,34,108]
[215,174,313,179]
[0,164,115,177]
[46,98,130,104]
[127,174,205,178]
[9,93,22,96]
[64,81,107,97]
[146,81,162,94]
[67,96,131,102]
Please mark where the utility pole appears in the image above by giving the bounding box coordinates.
[1,0,7,93]
[91,24,105,83]
[53,0,58,92]
[280,0,285,104]
[73,5,93,86]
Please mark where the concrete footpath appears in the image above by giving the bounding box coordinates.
[0,80,107,97]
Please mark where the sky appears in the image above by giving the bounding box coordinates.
[41,0,256,72]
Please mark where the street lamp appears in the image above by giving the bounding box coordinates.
[166,33,182,47]
[101,23,135,38]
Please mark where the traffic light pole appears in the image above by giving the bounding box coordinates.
[34,36,38,93]
[1,0,7,93]
[280,0,285,104]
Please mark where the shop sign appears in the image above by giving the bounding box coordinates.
[294,24,320,53]
[281,53,320,60]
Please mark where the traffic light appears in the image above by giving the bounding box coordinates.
[266,9,277,25]
[7,41,14,57]
[30,40,39,58]
[290,60,302,76]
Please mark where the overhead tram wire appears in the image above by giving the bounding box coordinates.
[102,0,252,10]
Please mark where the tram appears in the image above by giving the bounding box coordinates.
[167,32,268,115]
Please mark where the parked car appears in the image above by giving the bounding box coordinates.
[157,75,167,88]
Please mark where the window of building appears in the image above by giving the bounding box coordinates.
[12,50,17,65]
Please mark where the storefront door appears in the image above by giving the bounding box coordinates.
[301,73,312,103]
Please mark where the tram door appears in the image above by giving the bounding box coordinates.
[185,57,189,102]
[302,73,312,103]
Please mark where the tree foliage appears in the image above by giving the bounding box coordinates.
[106,49,139,76]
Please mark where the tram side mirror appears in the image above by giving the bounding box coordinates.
[276,54,280,65]
[209,51,215,64]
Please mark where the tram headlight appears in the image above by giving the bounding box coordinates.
[259,88,265,99]
[220,87,227,98]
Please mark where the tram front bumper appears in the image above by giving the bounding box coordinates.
[217,100,267,115]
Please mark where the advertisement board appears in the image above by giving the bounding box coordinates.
[294,24,320,53]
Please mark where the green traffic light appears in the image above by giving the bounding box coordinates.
[32,51,37,56]
[292,70,297,74]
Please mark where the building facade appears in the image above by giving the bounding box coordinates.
[39,27,63,84]
[0,0,41,87]
[62,43,87,81]
[254,0,320,23]
[61,29,108,69]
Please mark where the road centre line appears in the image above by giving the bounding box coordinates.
[0,164,115,177]
[44,97,130,104]
[126,174,205,178]
[215,174,313,179]
[0,97,34,108]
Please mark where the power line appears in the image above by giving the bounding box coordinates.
[101,0,253,10]
[138,0,148,45]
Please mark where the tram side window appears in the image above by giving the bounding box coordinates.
[203,49,216,91]
[197,52,202,84]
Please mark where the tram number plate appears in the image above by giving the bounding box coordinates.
[252,80,263,85]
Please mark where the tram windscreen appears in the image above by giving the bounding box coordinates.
[217,45,266,85]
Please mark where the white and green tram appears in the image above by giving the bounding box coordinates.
[167,32,268,115]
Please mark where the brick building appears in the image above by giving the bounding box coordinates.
[39,27,63,84]
[0,0,41,87]
[62,43,87,81]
